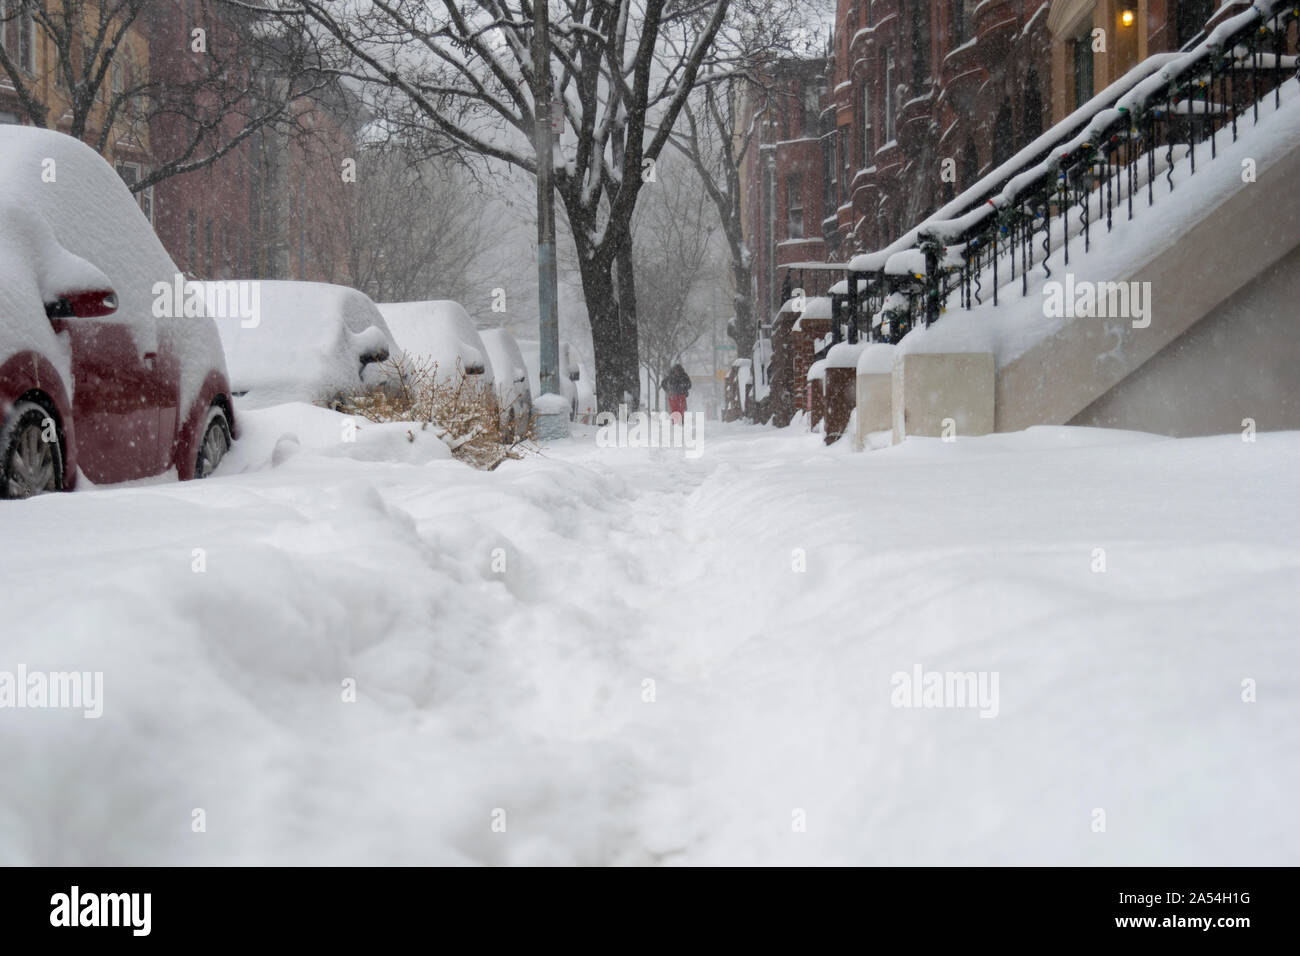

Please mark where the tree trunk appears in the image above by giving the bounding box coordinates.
[578,252,624,413]
[615,232,642,410]
[731,262,757,359]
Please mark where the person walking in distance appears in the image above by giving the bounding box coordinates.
[665,363,691,425]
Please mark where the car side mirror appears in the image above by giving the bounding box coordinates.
[45,289,119,320]
[358,346,389,375]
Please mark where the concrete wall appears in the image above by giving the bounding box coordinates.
[1071,242,1300,435]
[855,372,891,449]
[892,353,996,443]
[996,126,1300,433]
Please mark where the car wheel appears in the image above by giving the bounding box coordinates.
[195,406,232,479]
[0,401,64,499]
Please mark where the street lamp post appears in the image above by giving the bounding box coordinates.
[533,1,560,406]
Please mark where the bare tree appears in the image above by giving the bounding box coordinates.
[274,0,731,411]
[0,0,331,191]
[667,1,815,365]
[345,144,506,310]
[632,152,718,409]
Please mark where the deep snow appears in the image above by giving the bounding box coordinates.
[1,411,1296,865]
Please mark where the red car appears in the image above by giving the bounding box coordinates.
[0,127,236,498]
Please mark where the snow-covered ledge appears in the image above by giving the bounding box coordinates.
[854,344,895,450]
[534,393,571,441]
[891,352,995,444]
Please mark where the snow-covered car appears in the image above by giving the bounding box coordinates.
[377,299,497,409]
[209,281,398,409]
[479,328,533,441]
[0,127,236,497]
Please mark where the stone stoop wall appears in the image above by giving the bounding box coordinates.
[855,372,892,450]
[809,377,826,429]
[996,120,1300,433]
[769,312,799,427]
[824,366,857,444]
[790,318,830,414]
[892,353,996,444]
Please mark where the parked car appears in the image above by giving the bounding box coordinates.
[209,281,398,409]
[377,298,501,434]
[479,328,533,441]
[0,127,236,498]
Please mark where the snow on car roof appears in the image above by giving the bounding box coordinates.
[0,125,226,411]
[377,300,494,387]
[479,328,528,385]
[211,280,398,407]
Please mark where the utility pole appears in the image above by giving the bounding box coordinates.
[533,1,560,402]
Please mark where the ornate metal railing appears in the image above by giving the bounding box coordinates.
[836,0,1300,345]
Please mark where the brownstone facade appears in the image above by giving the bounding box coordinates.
[735,0,1220,426]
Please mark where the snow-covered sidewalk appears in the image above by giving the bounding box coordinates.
[2,409,1297,864]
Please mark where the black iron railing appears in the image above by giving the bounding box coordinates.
[837,0,1299,345]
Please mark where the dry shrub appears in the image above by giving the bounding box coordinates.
[329,354,533,470]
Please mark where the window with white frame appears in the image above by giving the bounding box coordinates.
[786,174,804,239]
[861,83,872,165]
[0,0,35,74]
[115,162,155,224]
[884,52,896,144]
[801,82,819,137]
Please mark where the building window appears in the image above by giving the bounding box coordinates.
[0,0,35,73]
[992,99,1013,167]
[1177,0,1215,48]
[1072,36,1094,110]
[861,84,873,165]
[114,162,154,223]
[801,83,819,138]
[824,136,837,214]
[951,0,969,45]
[910,0,930,87]
[839,127,850,204]
[884,52,896,144]
[1022,69,1044,142]
[786,175,804,239]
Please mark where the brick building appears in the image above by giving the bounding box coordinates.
[1,0,153,206]
[823,0,1054,260]
[729,0,1223,423]
[738,57,832,327]
[149,0,361,283]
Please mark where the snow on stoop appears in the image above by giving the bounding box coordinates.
[900,80,1300,433]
